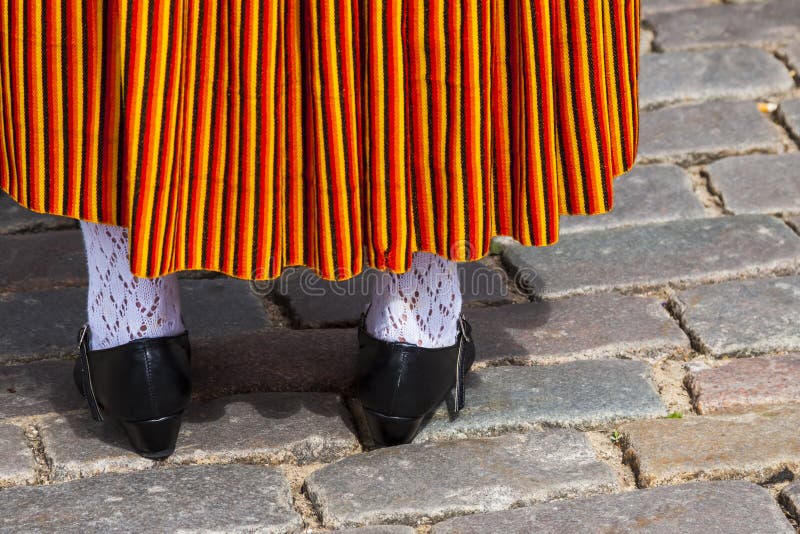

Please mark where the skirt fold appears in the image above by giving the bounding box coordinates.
[0,0,639,281]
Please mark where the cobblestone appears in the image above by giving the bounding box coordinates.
[337,527,416,534]
[191,328,357,396]
[0,360,82,419]
[641,0,715,16]
[195,293,689,397]
[0,290,691,424]
[39,393,359,480]
[0,287,85,363]
[641,28,654,54]
[780,482,800,522]
[503,215,800,299]
[620,404,800,487]
[639,47,794,110]
[779,98,800,140]
[559,164,704,235]
[673,276,800,357]
[274,262,512,329]
[789,216,800,234]
[637,100,785,165]
[0,464,302,532]
[0,280,270,365]
[415,360,666,442]
[468,294,689,364]
[431,481,794,534]
[1,1,799,529]
[781,42,800,71]
[180,278,271,336]
[687,355,800,414]
[0,193,76,235]
[0,230,86,292]
[304,430,616,529]
[0,423,35,487]
[708,153,800,215]
[650,0,800,51]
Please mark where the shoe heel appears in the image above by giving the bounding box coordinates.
[364,409,425,447]
[119,414,182,460]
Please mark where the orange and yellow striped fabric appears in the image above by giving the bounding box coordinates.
[0,1,639,281]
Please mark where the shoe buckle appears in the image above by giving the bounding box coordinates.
[453,313,474,412]
[77,323,104,422]
[454,318,468,413]
[458,313,471,342]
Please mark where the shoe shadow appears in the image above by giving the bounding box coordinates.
[54,297,550,455]
[61,390,358,462]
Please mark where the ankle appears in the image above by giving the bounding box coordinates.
[364,252,463,349]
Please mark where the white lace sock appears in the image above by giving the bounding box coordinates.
[80,220,185,351]
[364,252,462,349]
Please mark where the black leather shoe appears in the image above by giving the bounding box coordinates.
[356,312,475,447]
[73,324,192,459]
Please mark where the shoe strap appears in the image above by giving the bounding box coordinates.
[77,323,104,422]
[454,313,471,412]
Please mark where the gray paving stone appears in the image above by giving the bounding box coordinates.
[180,278,271,337]
[431,481,794,534]
[176,392,359,464]
[781,41,800,71]
[639,47,793,109]
[305,429,616,529]
[673,276,800,357]
[650,0,800,51]
[414,360,666,443]
[0,230,87,292]
[780,481,800,522]
[779,98,800,140]
[0,192,76,235]
[559,164,705,234]
[468,294,690,364]
[0,360,83,420]
[641,28,654,54]
[0,278,270,365]
[0,329,355,421]
[40,392,359,480]
[503,215,800,300]
[0,287,85,364]
[0,295,686,422]
[687,355,800,414]
[641,0,716,16]
[337,528,416,534]
[788,215,800,234]
[196,293,689,398]
[192,327,359,396]
[0,423,35,487]
[637,100,785,165]
[273,261,512,329]
[708,153,800,215]
[0,464,302,533]
[38,413,154,478]
[620,404,800,487]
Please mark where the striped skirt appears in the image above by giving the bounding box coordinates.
[0,1,640,281]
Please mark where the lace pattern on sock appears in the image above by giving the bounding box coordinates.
[80,220,184,350]
[364,251,462,349]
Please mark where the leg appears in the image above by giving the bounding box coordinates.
[364,251,462,348]
[80,220,185,350]
[358,252,474,446]
[76,220,190,459]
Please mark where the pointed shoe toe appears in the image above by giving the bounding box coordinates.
[120,414,183,460]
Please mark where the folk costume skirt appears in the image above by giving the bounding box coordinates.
[0,1,640,281]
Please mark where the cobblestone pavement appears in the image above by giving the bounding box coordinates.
[1,1,800,532]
